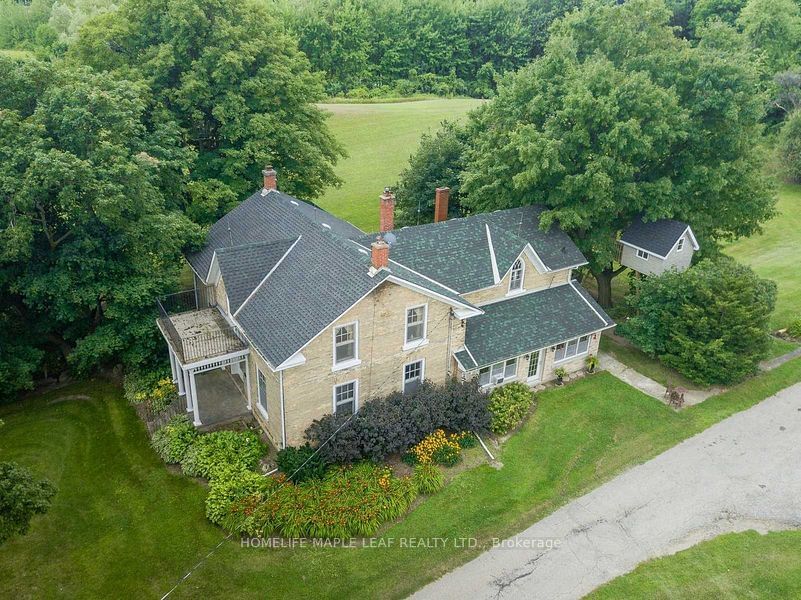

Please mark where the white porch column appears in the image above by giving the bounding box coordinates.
[175,360,185,396]
[168,346,178,384]
[189,369,202,426]
[183,368,193,411]
[244,357,252,410]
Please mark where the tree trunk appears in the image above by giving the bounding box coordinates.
[594,269,615,309]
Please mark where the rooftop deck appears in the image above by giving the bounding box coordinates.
[157,291,247,364]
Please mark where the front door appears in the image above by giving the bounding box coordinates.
[527,350,543,383]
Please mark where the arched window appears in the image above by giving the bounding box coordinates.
[509,258,524,292]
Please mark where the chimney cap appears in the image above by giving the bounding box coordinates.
[263,165,276,175]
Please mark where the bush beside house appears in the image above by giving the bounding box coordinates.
[304,379,489,464]
[619,258,777,386]
[487,382,536,434]
[180,430,266,480]
[150,415,199,463]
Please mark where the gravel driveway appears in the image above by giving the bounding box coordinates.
[413,382,801,600]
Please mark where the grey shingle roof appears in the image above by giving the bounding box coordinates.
[216,239,296,313]
[457,282,613,370]
[186,190,363,280]
[620,217,691,258]
[356,205,586,292]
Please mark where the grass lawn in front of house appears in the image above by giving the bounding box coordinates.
[587,530,801,599]
[316,99,483,232]
[3,360,801,598]
[600,335,701,390]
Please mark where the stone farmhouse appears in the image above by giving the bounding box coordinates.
[156,168,614,448]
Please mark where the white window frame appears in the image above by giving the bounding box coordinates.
[402,358,425,394]
[403,303,428,350]
[636,248,649,260]
[477,357,518,388]
[676,237,685,252]
[332,320,361,371]
[508,258,525,295]
[553,334,592,364]
[332,379,359,415]
[527,350,543,382]
[256,367,268,420]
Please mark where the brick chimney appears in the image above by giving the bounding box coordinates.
[434,187,450,223]
[262,165,277,191]
[379,187,395,232]
[371,236,389,270]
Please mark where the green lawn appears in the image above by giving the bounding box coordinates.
[3,361,801,598]
[726,183,801,330]
[588,530,801,599]
[316,99,483,231]
[600,335,701,390]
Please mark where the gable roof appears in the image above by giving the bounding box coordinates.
[453,281,613,370]
[620,217,699,259]
[187,189,363,280]
[355,205,586,293]
[215,239,296,314]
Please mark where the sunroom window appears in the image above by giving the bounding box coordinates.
[478,358,518,386]
[554,335,591,362]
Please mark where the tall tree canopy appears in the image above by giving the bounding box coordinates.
[0,56,200,395]
[459,0,775,306]
[69,0,344,203]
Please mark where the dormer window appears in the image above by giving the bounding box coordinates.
[676,238,685,252]
[509,258,524,293]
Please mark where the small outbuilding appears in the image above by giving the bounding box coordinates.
[619,217,699,276]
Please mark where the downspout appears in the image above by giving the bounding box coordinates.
[446,309,453,377]
[279,370,287,449]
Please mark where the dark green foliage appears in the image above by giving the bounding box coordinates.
[278,0,577,98]
[487,382,536,434]
[0,56,201,391]
[778,110,801,182]
[180,430,267,480]
[431,444,460,467]
[305,379,490,465]
[0,461,57,545]
[275,444,327,483]
[619,258,777,386]
[413,463,444,494]
[691,0,747,31]
[70,0,344,202]
[151,415,200,464]
[205,469,274,525]
[394,121,469,227]
[456,0,774,307]
[457,432,478,449]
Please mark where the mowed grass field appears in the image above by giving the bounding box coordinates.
[316,99,483,232]
[726,183,801,330]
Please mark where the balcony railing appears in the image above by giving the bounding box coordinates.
[156,289,247,364]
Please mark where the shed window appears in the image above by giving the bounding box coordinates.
[636,249,649,260]
[676,238,685,252]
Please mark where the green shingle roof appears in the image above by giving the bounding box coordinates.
[456,282,613,370]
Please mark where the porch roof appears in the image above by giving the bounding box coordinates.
[158,308,247,365]
[454,281,613,370]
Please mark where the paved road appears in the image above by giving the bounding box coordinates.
[413,382,801,600]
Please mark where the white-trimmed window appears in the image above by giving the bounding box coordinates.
[403,359,425,394]
[257,368,268,418]
[676,238,685,252]
[405,305,427,345]
[333,322,358,367]
[478,358,518,387]
[554,335,591,363]
[333,380,358,415]
[509,258,524,293]
[636,248,649,260]
[527,350,541,380]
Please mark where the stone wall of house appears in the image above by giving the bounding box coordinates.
[462,254,572,306]
[214,277,230,316]
[247,348,283,448]
[279,281,459,446]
